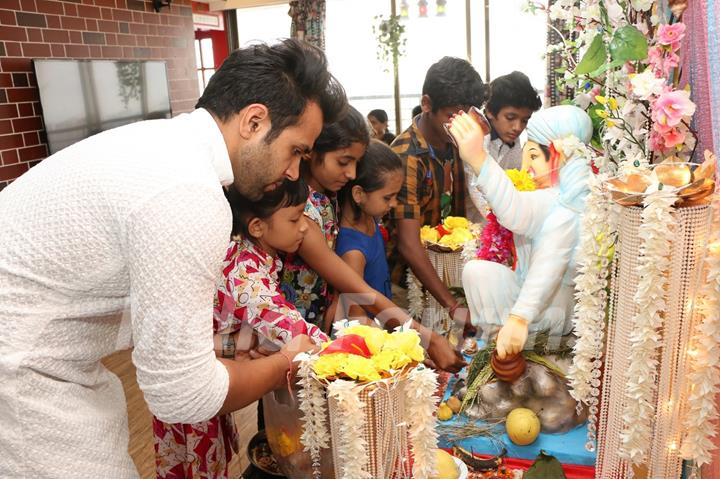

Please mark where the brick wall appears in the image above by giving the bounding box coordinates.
[0,0,200,190]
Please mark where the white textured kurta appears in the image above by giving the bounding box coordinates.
[0,108,233,478]
[462,157,579,336]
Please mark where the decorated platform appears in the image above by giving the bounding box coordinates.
[438,374,596,467]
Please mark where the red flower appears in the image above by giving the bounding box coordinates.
[378,223,389,244]
[476,212,516,270]
[319,334,372,358]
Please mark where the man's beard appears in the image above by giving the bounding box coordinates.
[234,141,276,201]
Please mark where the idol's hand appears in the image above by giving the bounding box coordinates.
[447,111,489,176]
[496,314,529,359]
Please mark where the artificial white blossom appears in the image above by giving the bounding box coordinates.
[405,365,439,479]
[569,174,617,449]
[631,0,654,11]
[407,269,425,319]
[681,196,720,465]
[297,357,329,478]
[619,187,677,464]
[630,69,666,100]
[327,380,372,479]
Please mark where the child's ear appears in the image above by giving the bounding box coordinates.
[420,94,432,113]
[351,185,365,205]
[247,217,266,240]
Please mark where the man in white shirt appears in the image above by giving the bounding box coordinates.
[0,39,346,478]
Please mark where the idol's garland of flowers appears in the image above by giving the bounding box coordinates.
[524,0,695,171]
[448,169,537,267]
[681,195,720,466]
[568,173,617,451]
[473,169,536,269]
[618,188,678,464]
[297,322,439,479]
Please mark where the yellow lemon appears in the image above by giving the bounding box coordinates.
[437,402,454,421]
[506,408,541,446]
[430,449,459,479]
[446,396,462,414]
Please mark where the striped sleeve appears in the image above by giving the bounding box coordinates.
[391,138,424,221]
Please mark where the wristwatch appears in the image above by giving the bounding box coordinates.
[218,333,236,359]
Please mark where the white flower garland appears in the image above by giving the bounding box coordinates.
[619,188,677,463]
[569,173,617,450]
[405,365,439,479]
[297,357,329,478]
[326,379,372,479]
[681,195,720,465]
[407,268,425,319]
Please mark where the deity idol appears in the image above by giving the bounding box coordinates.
[449,105,594,359]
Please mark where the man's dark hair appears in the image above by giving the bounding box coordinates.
[224,179,309,238]
[313,105,370,156]
[422,57,488,112]
[196,39,347,143]
[411,105,422,118]
[486,71,542,116]
[368,109,388,124]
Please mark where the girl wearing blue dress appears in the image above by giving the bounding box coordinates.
[334,139,403,319]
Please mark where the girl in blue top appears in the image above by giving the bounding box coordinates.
[334,139,403,318]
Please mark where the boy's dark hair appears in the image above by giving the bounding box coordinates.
[196,39,347,144]
[422,57,488,112]
[312,105,370,156]
[339,139,403,220]
[224,179,309,238]
[411,105,422,118]
[486,71,542,116]
[368,109,388,124]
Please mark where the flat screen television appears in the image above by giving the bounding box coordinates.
[34,59,172,154]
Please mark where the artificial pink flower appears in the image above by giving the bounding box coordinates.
[651,90,696,127]
[657,23,686,47]
[647,46,665,76]
[649,130,667,152]
[664,50,680,72]
[658,126,686,148]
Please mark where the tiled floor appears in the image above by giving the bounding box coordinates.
[103,349,258,479]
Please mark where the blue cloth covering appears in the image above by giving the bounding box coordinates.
[336,225,392,300]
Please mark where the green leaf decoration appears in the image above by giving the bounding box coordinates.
[575,34,606,75]
[524,451,567,479]
[587,103,607,133]
[609,25,649,62]
[588,59,626,77]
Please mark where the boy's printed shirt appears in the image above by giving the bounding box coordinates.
[386,116,467,284]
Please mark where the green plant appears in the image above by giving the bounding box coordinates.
[373,14,406,72]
